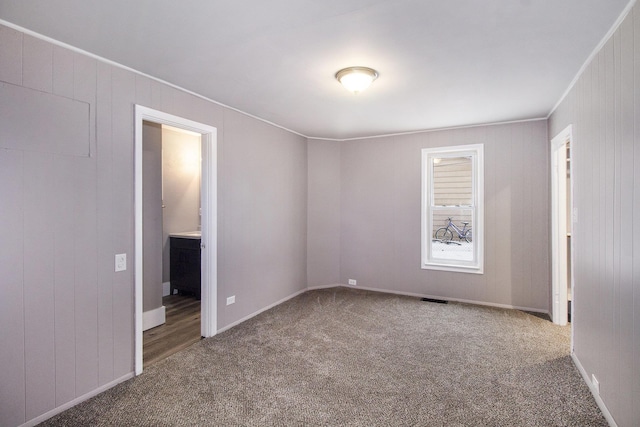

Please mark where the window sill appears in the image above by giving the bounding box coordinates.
[422,263,484,274]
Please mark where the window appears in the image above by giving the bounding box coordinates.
[421,144,483,273]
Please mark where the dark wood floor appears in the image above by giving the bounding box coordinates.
[143,294,201,366]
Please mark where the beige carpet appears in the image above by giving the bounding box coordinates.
[40,287,607,426]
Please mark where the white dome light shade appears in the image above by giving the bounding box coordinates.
[335,67,378,94]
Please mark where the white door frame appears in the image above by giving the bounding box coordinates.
[134,105,217,375]
[550,125,573,327]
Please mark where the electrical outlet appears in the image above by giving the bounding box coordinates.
[592,374,599,395]
[348,279,357,286]
[115,254,126,272]
[226,296,235,305]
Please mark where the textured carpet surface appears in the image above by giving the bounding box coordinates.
[40,288,607,426]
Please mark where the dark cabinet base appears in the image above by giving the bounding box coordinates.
[169,237,201,299]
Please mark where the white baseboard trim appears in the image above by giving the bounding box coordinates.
[216,287,308,334]
[142,305,166,331]
[17,284,555,427]
[314,284,550,315]
[571,353,617,427]
[163,281,171,297]
[218,283,549,336]
[21,372,135,427]
[307,283,343,291]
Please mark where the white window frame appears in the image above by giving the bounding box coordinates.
[421,144,484,273]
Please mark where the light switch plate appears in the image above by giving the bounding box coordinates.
[226,296,235,305]
[115,253,126,272]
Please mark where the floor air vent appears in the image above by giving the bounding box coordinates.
[421,297,448,304]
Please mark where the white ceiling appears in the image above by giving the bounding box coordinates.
[0,0,631,139]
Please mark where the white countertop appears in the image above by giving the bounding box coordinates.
[169,231,201,239]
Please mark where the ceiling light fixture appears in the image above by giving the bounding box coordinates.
[335,66,378,94]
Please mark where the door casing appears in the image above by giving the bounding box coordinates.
[134,105,217,375]
[550,125,573,330]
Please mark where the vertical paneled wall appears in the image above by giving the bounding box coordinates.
[0,23,308,426]
[549,4,640,426]
[0,27,105,425]
[308,120,550,311]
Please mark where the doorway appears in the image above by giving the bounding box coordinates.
[134,105,218,375]
[141,122,202,366]
[551,125,573,327]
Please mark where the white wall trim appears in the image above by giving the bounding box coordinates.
[548,0,637,118]
[550,125,573,327]
[217,288,308,334]
[307,283,344,291]
[15,280,577,427]
[142,305,166,331]
[0,19,307,139]
[218,284,549,337]
[19,372,134,427]
[163,281,171,297]
[307,117,548,142]
[6,5,636,142]
[0,19,550,142]
[135,105,218,376]
[571,353,618,427]
[322,284,550,314]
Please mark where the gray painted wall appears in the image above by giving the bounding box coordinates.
[308,120,550,311]
[0,24,307,427]
[218,108,308,327]
[307,139,341,287]
[549,4,640,426]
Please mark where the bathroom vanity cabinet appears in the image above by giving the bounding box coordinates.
[169,232,201,299]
